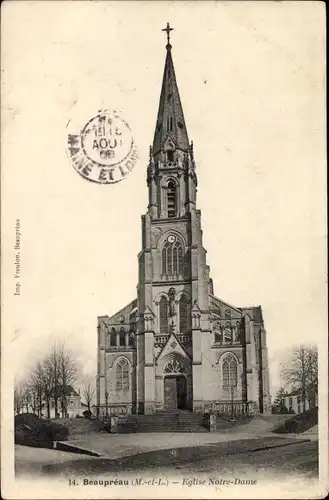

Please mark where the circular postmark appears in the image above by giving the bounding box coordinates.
[66,109,138,184]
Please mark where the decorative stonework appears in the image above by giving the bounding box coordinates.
[151,226,163,247]
[168,287,176,317]
[164,359,184,374]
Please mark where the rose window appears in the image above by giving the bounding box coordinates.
[164,359,184,374]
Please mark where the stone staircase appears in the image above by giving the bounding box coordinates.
[117,410,208,433]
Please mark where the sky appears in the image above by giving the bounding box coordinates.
[2,1,326,399]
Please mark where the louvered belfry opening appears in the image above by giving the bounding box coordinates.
[167,181,176,217]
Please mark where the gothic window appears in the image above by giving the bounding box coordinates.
[129,333,135,347]
[235,321,241,342]
[164,359,184,373]
[179,295,189,333]
[159,296,168,333]
[115,358,130,391]
[110,328,116,346]
[167,150,174,162]
[129,331,135,347]
[167,181,176,218]
[162,247,167,274]
[224,322,232,342]
[214,322,222,343]
[119,328,126,347]
[162,239,184,276]
[130,315,136,332]
[254,332,260,363]
[167,116,173,132]
[222,354,238,388]
[178,245,183,273]
[173,244,178,273]
[167,244,173,273]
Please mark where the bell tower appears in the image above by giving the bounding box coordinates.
[147,24,197,220]
[136,24,212,414]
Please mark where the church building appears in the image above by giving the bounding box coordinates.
[97,25,271,417]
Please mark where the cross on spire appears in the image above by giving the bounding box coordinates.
[162,22,174,47]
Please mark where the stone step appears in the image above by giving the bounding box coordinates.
[117,411,207,433]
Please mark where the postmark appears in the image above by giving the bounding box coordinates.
[66,109,138,184]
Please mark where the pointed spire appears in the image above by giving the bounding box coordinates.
[153,24,189,155]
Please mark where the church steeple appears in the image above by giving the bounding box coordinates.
[153,23,189,155]
[147,24,197,220]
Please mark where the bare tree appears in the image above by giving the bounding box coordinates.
[29,361,47,418]
[57,343,78,418]
[305,345,318,408]
[82,375,96,413]
[14,382,32,414]
[15,341,79,420]
[49,345,61,418]
[280,344,318,411]
[14,382,25,415]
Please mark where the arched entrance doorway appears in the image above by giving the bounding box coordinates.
[164,375,187,410]
[163,359,188,410]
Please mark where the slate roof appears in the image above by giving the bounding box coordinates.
[50,385,79,397]
[152,45,189,154]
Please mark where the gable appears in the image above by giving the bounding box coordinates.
[209,294,242,319]
[108,299,138,324]
[156,333,190,364]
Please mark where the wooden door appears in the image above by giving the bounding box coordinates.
[164,377,177,410]
[176,375,187,409]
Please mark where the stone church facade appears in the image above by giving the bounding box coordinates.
[96,29,271,417]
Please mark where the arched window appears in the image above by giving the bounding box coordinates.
[254,332,260,363]
[224,322,232,342]
[159,296,168,333]
[214,322,222,343]
[119,328,126,347]
[222,354,237,388]
[173,244,178,273]
[178,244,183,273]
[162,239,184,276]
[179,295,189,333]
[167,116,173,132]
[110,328,116,346]
[234,321,241,342]
[162,247,167,273]
[167,150,174,162]
[167,181,176,218]
[167,245,173,274]
[128,331,135,347]
[164,359,184,373]
[115,358,130,391]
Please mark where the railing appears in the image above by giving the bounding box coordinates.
[176,334,192,345]
[154,334,192,348]
[154,335,169,347]
[106,344,136,351]
[213,340,242,347]
[213,402,249,415]
[160,273,185,281]
[99,404,133,418]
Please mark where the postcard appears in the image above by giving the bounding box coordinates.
[1,1,327,499]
